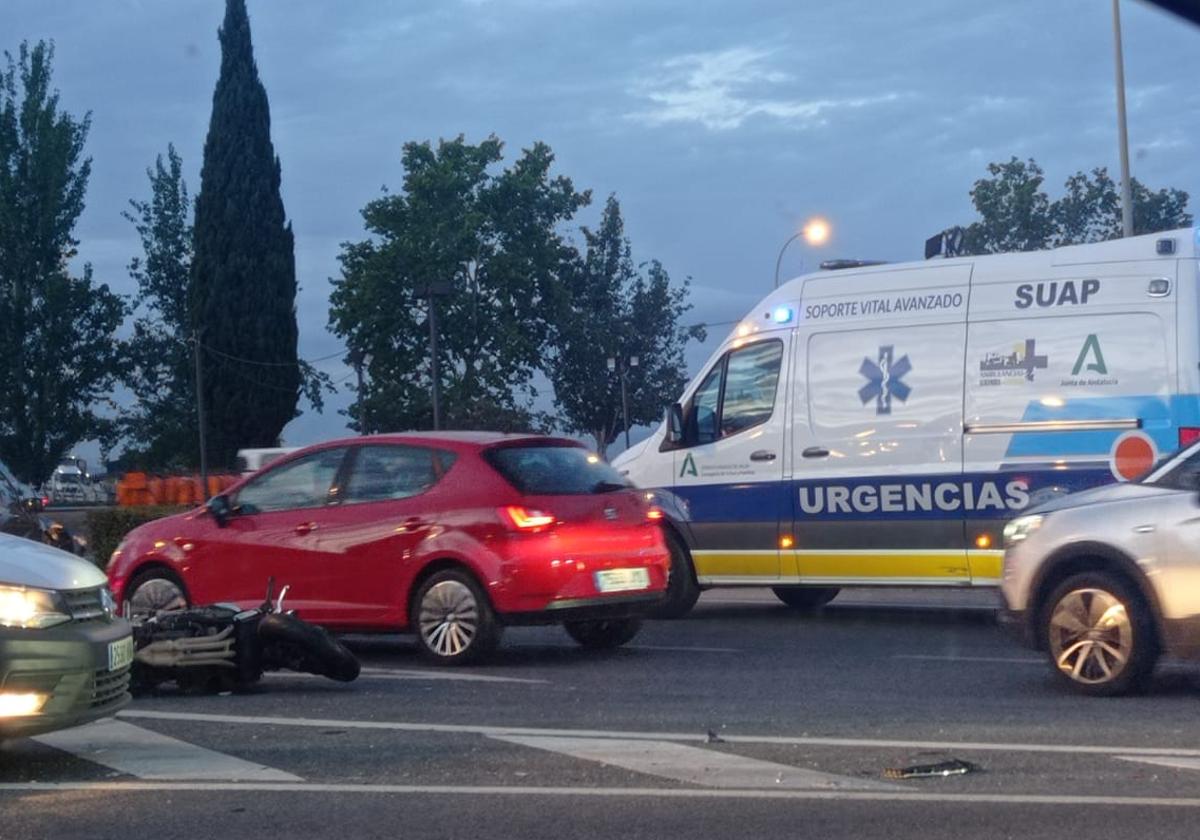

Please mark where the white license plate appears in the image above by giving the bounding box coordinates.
[593,567,651,593]
[108,636,134,671]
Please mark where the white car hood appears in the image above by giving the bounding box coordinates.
[0,533,107,591]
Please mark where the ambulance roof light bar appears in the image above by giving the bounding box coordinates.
[819,259,888,271]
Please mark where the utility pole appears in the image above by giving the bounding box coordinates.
[428,292,441,431]
[1113,0,1134,237]
[191,330,210,500]
[424,281,452,430]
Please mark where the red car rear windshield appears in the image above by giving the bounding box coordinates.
[484,445,631,495]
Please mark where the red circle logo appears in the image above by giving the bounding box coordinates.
[1110,432,1157,482]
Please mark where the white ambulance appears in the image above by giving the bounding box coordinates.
[613,229,1200,617]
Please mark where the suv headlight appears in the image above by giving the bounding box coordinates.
[1003,514,1044,548]
[0,585,72,629]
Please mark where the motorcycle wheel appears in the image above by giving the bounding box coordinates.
[258,612,360,682]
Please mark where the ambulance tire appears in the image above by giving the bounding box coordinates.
[651,530,701,619]
[772,586,840,610]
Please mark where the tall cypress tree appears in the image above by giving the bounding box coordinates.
[190,0,299,467]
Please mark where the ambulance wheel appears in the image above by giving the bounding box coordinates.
[564,618,642,650]
[650,530,700,619]
[772,586,840,610]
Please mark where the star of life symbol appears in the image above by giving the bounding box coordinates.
[858,345,911,415]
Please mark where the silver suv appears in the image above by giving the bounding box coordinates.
[1002,443,1200,695]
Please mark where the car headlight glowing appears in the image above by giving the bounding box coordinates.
[0,585,72,629]
[1003,514,1045,547]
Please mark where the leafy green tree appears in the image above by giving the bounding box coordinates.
[121,145,197,470]
[549,195,703,457]
[329,135,589,433]
[189,0,302,468]
[960,158,1055,254]
[0,41,126,485]
[954,157,1191,255]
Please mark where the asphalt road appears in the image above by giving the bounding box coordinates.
[4,587,1200,839]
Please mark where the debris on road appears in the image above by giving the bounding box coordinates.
[883,758,980,779]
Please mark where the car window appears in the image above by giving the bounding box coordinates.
[1142,443,1200,489]
[720,341,784,436]
[235,448,347,514]
[689,363,724,445]
[343,445,450,503]
[485,445,629,495]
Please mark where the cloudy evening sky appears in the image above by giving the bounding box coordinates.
[3,0,1199,460]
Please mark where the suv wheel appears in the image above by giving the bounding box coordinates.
[412,569,501,665]
[1042,571,1157,696]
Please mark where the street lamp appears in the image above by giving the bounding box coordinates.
[607,354,640,449]
[1112,0,1134,237]
[774,217,831,288]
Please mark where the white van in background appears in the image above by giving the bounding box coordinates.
[613,229,1200,617]
[235,447,299,476]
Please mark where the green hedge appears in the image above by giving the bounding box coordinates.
[86,506,188,570]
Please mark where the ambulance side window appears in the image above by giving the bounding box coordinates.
[682,340,783,446]
[692,365,723,444]
[722,341,784,435]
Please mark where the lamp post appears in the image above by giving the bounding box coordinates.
[774,217,831,288]
[607,354,640,449]
[1112,0,1134,237]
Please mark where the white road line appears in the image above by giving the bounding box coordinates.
[32,719,300,782]
[266,668,547,685]
[626,645,740,654]
[492,735,896,791]
[6,781,1200,808]
[892,654,1044,665]
[507,643,738,654]
[1117,755,1200,772]
[117,710,1200,759]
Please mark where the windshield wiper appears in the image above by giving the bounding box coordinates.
[592,480,627,493]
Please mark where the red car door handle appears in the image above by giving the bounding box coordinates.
[294,522,319,535]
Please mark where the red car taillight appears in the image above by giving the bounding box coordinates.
[1180,427,1200,448]
[499,506,557,532]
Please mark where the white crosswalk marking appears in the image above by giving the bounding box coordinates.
[492,735,898,790]
[33,719,301,782]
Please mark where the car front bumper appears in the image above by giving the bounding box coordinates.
[0,618,132,740]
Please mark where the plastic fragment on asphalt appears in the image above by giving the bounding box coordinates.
[883,759,979,779]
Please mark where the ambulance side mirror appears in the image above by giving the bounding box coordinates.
[666,403,686,445]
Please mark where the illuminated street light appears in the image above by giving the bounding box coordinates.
[774,217,832,289]
[803,217,831,246]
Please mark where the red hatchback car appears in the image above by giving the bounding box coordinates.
[107,433,670,664]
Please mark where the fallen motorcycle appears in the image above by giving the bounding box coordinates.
[130,581,360,694]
